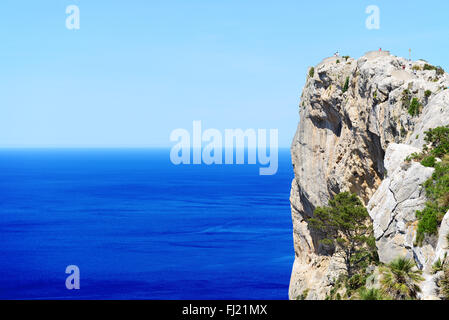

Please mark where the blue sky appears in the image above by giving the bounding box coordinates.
[1,0,448,147]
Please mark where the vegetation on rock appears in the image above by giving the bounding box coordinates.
[342,77,349,93]
[434,251,449,299]
[401,89,412,110]
[309,192,377,278]
[314,195,426,300]
[423,64,445,76]
[408,97,422,116]
[432,255,447,274]
[400,89,424,117]
[406,126,449,245]
[438,266,449,299]
[358,288,387,300]
[379,258,424,300]
[295,288,309,300]
[325,256,425,300]
[309,67,315,78]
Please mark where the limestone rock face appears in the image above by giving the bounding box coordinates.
[367,144,434,266]
[408,90,449,148]
[289,51,449,300]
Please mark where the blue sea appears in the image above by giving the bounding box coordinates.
[0,149,293,300]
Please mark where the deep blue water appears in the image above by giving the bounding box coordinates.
[0,149,293,299]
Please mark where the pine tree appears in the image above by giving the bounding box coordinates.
[308,192,377,277]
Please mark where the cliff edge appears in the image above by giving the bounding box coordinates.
[289,51,449,300]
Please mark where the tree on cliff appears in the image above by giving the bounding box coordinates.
[309,192,377,277]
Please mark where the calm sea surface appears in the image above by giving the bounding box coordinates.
[0,149,293,299]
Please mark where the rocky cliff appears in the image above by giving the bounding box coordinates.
[289,51,449,300]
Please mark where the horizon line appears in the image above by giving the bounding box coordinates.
[0,146,292,150]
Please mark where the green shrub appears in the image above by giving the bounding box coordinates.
[401,89,412,110]
[412,65,421,71]
[424,126,449,158]
[432,257,446,274]
[416,205,440,245]
[424,162,449,208]
[425,90,432,98]
[346,273,368,292]
[408,126,449,246]
[415,162,449,245]
[336,59,340,64]
[359,288,386,300]
[408,98,422,116]
[439,268,449,299]
[380,258,424,300]
[343,77,350,93]
[406,152,423,162]
[421,156,436,167]
[296,288,310,300]
[423,64,445,76]
[309,67,315,78]
[326,275,345,300]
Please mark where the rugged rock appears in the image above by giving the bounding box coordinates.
[368,143,434,265]
[419,210,449,300]
[289,51,449,300]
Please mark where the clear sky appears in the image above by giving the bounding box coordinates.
[1,0,448,147]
